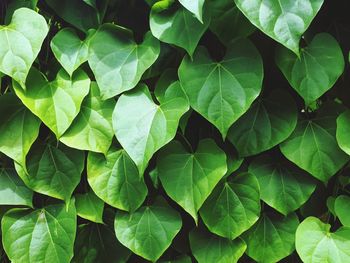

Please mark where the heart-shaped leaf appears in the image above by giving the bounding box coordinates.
[336,110,350,155]
[178,39,263,138]
[234,0,324,55]
[75,190,104,223]
[228,90,297,157]
[200,172,260,239]
[296,217,350,262]
[150,5,209,56]
[335,195,350,227]
[13,67,90,138]
[87,146,148,212]
[0,8,48,88]
[249,154,316,215]
[276,33,344,105]
[1,201,77,263]
[51,28,89,76]
[178,0,205,22]
[60,82,114,154]
[114,198,182,262]
[113,84,189,174]
[88,25,160,99]
[157,139,227,222]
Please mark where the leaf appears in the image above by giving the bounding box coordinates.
[199,172,260,239]
[335,195,350,227]
[157,139,227,222]
[59,82,114,154]
[0,8,48,88]
[0,168,33,207]
[13,67,90,138]
[88,25,160,99]
[228,90,297,157]
[87,146,148,212]
[113,84,189,174]
[178,0,205,22]
[234,0,324,55]
[114,198,182,262]
[276,33,344,105]
[336,110,350,155]
[242,213,299,263]
[15,143,85,202]
[178,39,263,138]
[0,93,40,169]
[296,217,350,262]
[51,28,89,76]
[1,201,77,263]
[150,5,209,56]
[4,0,38,24]
[280,103,349,182]
[73,223,131,263]
[75,190,104,224]
[249,154,316,215]
[189,227,246,263]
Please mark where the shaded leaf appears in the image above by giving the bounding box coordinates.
[75,190,104,223]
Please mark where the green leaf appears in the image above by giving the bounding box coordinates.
[296,217,350,262]
[228,90,297,157]
[0,93,40,169]
[150,5,209,56]
[59,82,114,154]
[13,67,90,138]
[15,143,84,202]
[51,28,89,76]
[178,0,205,22]
[243,213,299,263]
[189,227,246,263]
[1,201,77,263]
[200,172,260,239]
[249,154,316,215]
[276,33,344,105]
[0,168,33,207]
[87,146,148,212]
[113,84,189,174]
[157,139,227,222]
[335,195,350,227]
[178,39,263,138]
[75,190,104,224]
[88,25,160,99]
[336,110,350,155]
[4,0,38,24]
[234,0,324,55]
[73,223,131,263]
[0,8,48,88]
[280,103,349,182]
[114,198,182,262]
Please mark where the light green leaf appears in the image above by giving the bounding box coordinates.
[280,103,349,182]
[0,93,40,169]
[51,28,89,76]
[0,168,33,207]
[88,25,160,99]
[234,0,324,55]
[150,5,209,56]
[178,39,263,138]
[336,110,350,155]
[0,8,48,88]
[276,33,344,105]
[178,0,205,22]
[243,213,299,263]
[249,154,316,215]
[15,143,84,202]
[13,67,90,138]
[200,172,260,239]
[335,195,350,227]
[189,228,246,263]
[157,139,227,223]
[87,146,148,212]
[113,84,189,174]
[296,217,350,263]
[114,198,182,262]
[60,82,114,154]
[1,201,76,263]
[75,190,104,224]
[228,90,297,157]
